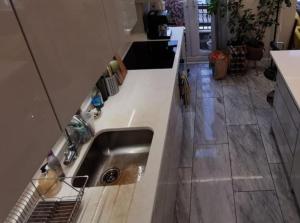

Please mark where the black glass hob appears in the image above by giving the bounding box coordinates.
[123,40,178,70]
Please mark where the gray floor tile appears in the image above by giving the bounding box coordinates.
[180,112,195,167]
[175,168,192,223]
[198,67,211,77]
[176,64,300,223]
[223,85,257,125]
[250,90,272,109]
[270,164,300,223]
[194,97,227,145]
[221,74,249,87]
[197,76,223,98]
[256,109,281,164]
[223,85,250,98]
[192,144,231,181]
[247,74,275,109]
[235,191,284,223]
[228,125,274,191]
[190,181,235,223]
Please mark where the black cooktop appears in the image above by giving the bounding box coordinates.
[123,40,178,70]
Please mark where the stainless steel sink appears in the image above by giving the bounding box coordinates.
[72,129,153,187]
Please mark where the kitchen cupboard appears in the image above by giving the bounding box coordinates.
[152,78,183,223]
[272,71,300,177]
[12,0,114,128]
[291,130,300,204]
[272,72,300,177]
[0,1,61,221]
[272,71,300,206]
[101,0,131,57]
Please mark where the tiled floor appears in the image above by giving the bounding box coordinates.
[175,63,300,223]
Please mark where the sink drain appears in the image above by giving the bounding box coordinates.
[101,168,120,185]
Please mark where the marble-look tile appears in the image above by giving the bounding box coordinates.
[190,181,236,223]
[235,191,284,223]
[194,97,227,145]
[223,85,257,125]
[175,168,192,223]
[255,109,281,164]
[197,76,223,98]
[270,164,300,223]
[250,90,272,109]
[247,73,275,93]
[228,125,274,191]
[198,63,210,69]
[247,74,275,109]
[180,112,195,167]
[223,84,250,98]
[221,74,249,87]
[192,144,231,180]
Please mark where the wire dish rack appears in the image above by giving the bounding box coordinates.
[5,176,88,223]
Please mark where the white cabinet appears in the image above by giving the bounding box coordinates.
[12,0,114,128]
[272,71,300,206]
[272,73,300,176]
[291,131,300,203]
[0,1,61,221]
[101,0,131,57]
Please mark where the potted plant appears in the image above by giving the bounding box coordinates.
[246,38,264,61]
[246,0,292,61]
[220,0,255,73]
[213,0,292,67]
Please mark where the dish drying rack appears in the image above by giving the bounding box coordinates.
[5,176,88,223]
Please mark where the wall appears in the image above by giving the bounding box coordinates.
[278,0,297,48]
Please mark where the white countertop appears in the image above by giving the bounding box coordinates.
[52,27,184,223]
[271,50,300,109]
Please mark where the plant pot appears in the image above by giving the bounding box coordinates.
[228,45,247,74]
[246,45,264,60]
[209,51,229,80]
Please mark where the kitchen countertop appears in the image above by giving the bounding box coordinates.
[52,27,184,223]
[271,50,300,109]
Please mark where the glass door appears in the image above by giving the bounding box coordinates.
[165,0,215,61]
[186,0,214,61]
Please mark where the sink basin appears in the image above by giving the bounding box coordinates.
[72,129,153,187]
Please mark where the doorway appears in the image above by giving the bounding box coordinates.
[185,0,215,62]
[165,0,215,62]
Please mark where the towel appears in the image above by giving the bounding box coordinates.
[180,71,191,107]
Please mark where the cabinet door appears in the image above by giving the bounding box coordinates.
[101,0,130,57]
[291,131,300,204]
[0,2,61,221]
[12,0,113,128]
[274,84,298,154]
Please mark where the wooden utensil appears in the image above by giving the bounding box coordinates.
[114,54,127,80]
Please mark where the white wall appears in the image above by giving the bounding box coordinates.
[278,0,297,48]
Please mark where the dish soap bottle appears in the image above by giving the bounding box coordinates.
[37,166,61,198]
[47,150,65,178]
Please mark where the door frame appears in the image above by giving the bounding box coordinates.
[183,0,215,62]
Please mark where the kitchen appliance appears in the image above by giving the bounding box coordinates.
[145,10,171,39]
[123,40,177,70]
